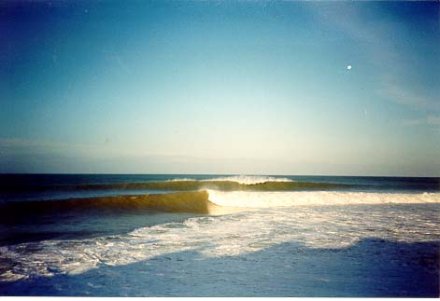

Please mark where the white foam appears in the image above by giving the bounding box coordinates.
[165,178,196,182]
[1,191,439,283]
[203,175,293,185]
[207,190,440,207]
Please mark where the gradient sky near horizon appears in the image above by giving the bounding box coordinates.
[1,1,439,176]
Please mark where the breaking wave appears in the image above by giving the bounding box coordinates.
[0,178,338,193]
[0,191,218,222]
[207,190,440,208]
[1,190,439,223]
[68,180,340,192]
[202,175,293,184]
[1,195,439,283]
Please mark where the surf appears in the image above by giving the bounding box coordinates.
[22,180,344,192]
[0,191,222,222]
[2,190,439,223]
[207,190,440,208]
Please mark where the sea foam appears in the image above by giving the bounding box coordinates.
[203,175,293,185]
[1,200,439,282]
[207,190,440,208]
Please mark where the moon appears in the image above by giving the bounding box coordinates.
[346,65,352,70]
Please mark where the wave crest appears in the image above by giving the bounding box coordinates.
[3,190,438,223]
[203,175,293,185]
[207,190,440,208]
[65,180,340,192]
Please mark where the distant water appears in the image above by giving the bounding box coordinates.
[0,174,439,296]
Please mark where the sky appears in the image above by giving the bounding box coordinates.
[0,1,439,176]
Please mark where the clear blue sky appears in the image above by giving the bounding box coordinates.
[1,1,439,176]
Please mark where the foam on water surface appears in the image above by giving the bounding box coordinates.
[207,190,440,208]
[202,175,293,184]
[1,175,439,295]
[1,200,438,282]
[164,175,294,184]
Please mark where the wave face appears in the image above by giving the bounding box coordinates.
[0,191,217,223]
[2,190,439,224]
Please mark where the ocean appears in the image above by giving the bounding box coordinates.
[0,174,439,296]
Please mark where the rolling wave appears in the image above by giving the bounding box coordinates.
[0,179,342,193]
[56,180,342,192]
[207,190,440,208]
[202,175,294,184]
[0,191,218,222]
[1,190,439,222]
[1,196,439,283]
